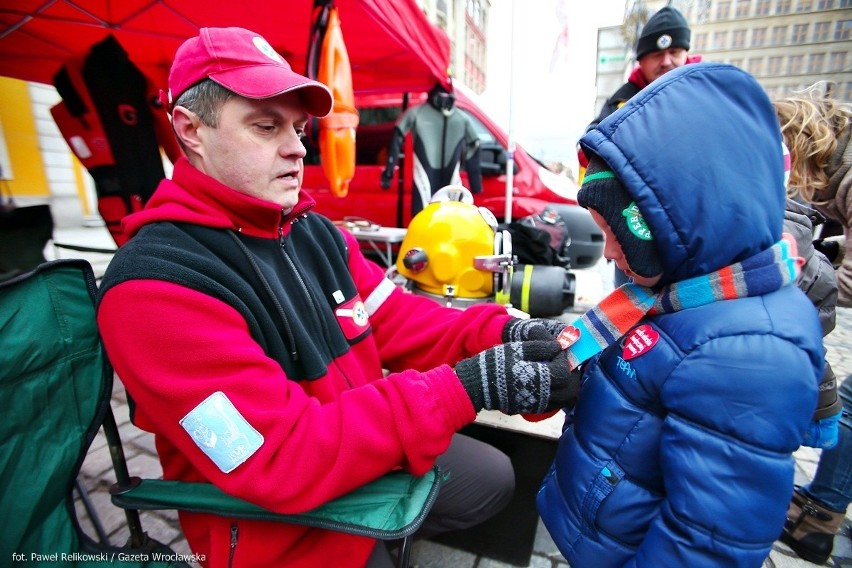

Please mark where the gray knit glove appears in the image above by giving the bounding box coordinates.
[455,340,581,415]
[503,317,567,342]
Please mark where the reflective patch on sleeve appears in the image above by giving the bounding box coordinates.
[364,277,396,316]
[180,391,264,473]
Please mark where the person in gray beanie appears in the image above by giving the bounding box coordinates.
[635,5,692,62]
[584,5,697,138]
[578,3,699,286]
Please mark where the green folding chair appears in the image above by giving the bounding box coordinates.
[1,259,441,568]
[0,259,187,567]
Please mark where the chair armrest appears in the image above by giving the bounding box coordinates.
[110,467,441,540]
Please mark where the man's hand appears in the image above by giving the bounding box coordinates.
[455,340,581,415]
[503,317,567,342]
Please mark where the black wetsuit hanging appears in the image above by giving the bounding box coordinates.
[381,84,482,216]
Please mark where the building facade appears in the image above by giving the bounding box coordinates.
[417,0,491,94]
[594,0,852,115]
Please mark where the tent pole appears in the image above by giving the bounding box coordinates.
[504,0,517,223]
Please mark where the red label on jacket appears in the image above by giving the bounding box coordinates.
[335,296,370,340]
[622,324,659,360]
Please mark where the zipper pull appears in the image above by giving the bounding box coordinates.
[229,523,239,566]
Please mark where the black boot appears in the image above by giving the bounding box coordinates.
[780,486,845,565]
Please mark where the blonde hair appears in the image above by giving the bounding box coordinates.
[774,82,851,205]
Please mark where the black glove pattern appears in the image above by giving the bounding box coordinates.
[503,317,567,342]
[455,340,581,415]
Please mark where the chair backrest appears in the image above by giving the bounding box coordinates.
[0,259,186,567]
[0,202,53,281]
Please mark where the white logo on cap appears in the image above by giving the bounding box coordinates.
[253,36,283,63]
[656,34,673,49]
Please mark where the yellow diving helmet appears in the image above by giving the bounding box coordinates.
[395,185,514,308]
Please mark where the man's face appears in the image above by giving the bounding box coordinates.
[639,47,688,83]
[194,91,308,211]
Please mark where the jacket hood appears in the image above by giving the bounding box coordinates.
[122,157,315,239]
[581,63,785,285]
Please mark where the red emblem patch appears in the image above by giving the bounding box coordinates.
[334,296,370,340]
[622,324,659,360]
[557,326,581,350]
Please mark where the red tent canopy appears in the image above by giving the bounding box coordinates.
[0,0,451,95]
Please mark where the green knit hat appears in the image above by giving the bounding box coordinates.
[577,155,663,278]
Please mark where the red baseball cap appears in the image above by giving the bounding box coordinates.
[168,27,333,117]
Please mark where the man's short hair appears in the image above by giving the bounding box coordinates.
[174,79,234,128]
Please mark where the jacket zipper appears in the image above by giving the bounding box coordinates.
[280,221,357,389]
[227,230,298,360]
[278,223,335,347]
[228,522,238,568]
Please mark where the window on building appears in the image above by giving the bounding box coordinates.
[808,53,825,73]
[777,0,793,12]
[797,0,814,10]
[836,20,852,40]
[792,23,809,43]
[436,0,448,28]
[840,0,852,7]
[466,0,483,27]
[752,27,767,46]
[756,0,771,14]
[816,0,835,7]
[729,58,744,68]
[768,56,783,74]
[736,0,752,17]
[788,55,804,74]
[813,21,830,41]
[713,30,729,49]
[732,29,747,47]
[0,118,13,181]
[748,57,764,75]
[695,0,712,23]
[694,32,708,51]
[829,51,848,71]
[843,82,852,101]
[771,26,788,45]
[717,1,732,18]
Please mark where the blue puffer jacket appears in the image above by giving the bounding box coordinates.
[537,63,825,568]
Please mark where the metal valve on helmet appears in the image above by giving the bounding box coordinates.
[473,229,515,302]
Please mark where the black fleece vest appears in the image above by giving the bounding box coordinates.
[98,214,366,381]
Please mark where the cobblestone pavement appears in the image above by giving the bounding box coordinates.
[54,222,852,568]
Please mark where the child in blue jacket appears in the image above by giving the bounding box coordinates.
[537,63,825,567]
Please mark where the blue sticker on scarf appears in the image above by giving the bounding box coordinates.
[180,391,264,473]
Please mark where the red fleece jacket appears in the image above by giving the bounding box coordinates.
[97,158,513,567]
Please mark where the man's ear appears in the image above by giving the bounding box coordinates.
[171,106,202,152]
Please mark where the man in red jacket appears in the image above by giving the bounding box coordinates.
[96,27,579,567]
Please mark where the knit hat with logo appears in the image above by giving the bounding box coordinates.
[636,6,691,60]
[577,155,663,278]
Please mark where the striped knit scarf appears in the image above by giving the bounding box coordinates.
[559,235,802,370]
